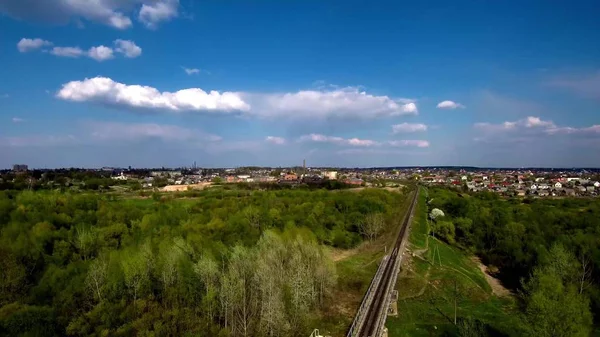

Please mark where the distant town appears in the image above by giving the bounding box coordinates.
[4,163,600,198]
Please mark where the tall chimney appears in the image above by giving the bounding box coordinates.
[303,159,306,178]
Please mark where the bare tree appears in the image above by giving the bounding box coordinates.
[121,245,152,314]
[74,226,96,260]
[359,213,385,240]
[579,252,593,294]
[194,254,220,323]
[86,254,108,302]
[255,232,288,336]
[226,245,258,337]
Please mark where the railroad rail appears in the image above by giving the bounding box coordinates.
[347,189,419,337]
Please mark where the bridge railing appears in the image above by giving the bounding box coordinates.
[370,190,420,337]
[345,255,390,337]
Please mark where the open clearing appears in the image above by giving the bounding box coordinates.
[472,257,512,297]
[386,187,519,337]
[161,182,212,192]
[316,190,413,336]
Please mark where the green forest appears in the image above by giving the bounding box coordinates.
[427,187,600,336]
[0,187,403,336]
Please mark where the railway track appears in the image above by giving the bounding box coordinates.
[354,189,419,337]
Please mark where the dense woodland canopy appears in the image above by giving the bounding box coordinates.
[0,187,403,336]
[427,187,600,335]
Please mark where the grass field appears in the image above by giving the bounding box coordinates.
[386,187,520,337]
[315,189,415,336]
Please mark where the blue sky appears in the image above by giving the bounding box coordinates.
[1,0,599,168]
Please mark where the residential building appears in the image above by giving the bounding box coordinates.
[324,171,338,180]
[13,164,28,172]
[111,172,128,181]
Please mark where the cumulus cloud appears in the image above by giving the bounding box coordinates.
[57,77,250,113]
[298,134,379,147]
[474,116,556,133]
[183,67,200,75]
[17,38,52,52]
[28,39,140,61]
[0,0,180,29]
[474,116,600,140]
[87,121,221,142]
[546,125,600,135]
[523,116,555,128]
[265,136,286,145]
[50,46,85,58]
[297,134,429,148]
[248,87,418,119]
[337,148,429,155]
[56,78,422,120]
[392,122,427,133]
[114,39,142,58]
[87,45,114,61]
[139,0,179,28]
[436,100,465,109]
[388,140,430,148]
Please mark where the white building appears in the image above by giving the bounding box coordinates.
[554,182,563,189]
[325,171,338,180]
[111,172,128,181]
[594,181,600,188]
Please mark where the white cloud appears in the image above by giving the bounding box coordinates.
[337,148,429,155]
[298,134,430,148]
[387,140,430,148]
[57,77,250,113]
[392,122,427,133]
[87,121,221,142]
[474,116,555,133]
[87,45,114,61]
[474,116,600,141]
[1,0,181,29]
[17,38,52,52]
[299,134,379,147]
[50,46,84,58]
[183,67,200,75]
[546,125,600,135]
[265,136,286,145]
[12,117,24,123]
[56,78,421,120]
[402,102,418,114]
[249,87,418,119]
[139,0,179,28]
[114,39,142,58]
[29,40,140,61]
[436,100,465,109]
[523,116,555,128]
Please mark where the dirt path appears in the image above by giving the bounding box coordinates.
[471,257,512,297]
[330,247,359,262]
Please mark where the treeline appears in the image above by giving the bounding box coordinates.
[232,180,358,191]
[0,171,141,191]
[427,187,600,334]
[0,188,402,336]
